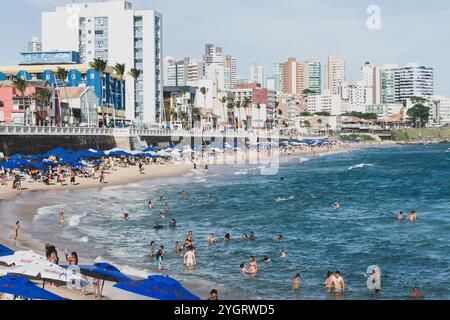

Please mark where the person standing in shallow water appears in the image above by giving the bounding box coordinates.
[13,221,20,241]
[397,211,404,221]
[293,273,301,290]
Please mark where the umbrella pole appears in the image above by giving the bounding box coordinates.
[43,279,46,289]
[100,279,105,300]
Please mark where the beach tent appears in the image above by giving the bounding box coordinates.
[0,161,21,169]
[113,275,200,301]
[0,244,14,258]
[0,274,66,300]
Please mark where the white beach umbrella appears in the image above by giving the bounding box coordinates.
[0,250,47,267]
[6,261,88,289]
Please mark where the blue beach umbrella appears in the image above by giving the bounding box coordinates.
[142,147,157,152]
[0,274,66,300]
[0,161,21,169]
[73,262,132,298]
[113,275,201,301]
[0,244,14,258]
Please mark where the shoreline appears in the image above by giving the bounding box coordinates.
[0,141,396,300]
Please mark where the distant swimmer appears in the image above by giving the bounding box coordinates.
[169,219,177,227]
[175,241,183,255]
[183,246,196,268]
[164,203,171,213]
[159,195,165,202]
[190,198,197,203]
[332,202,341,209]
[408,210,418,222]
[123,213,129,221]
[397,211,404,221]
[274,235,284,242]
[262,256,271,264]
[59,211,65,227]
[246,256,258,275]
[153,222,164,230]
[181,190,188,198]
[160,211,166,219]
[208,233,218,244]
[409,287,424,298]
[242,233,248,241]
[240,263,248,274]
[148,200,155,209]
[249,231,256,241]
[293,273,301,290]
[331,270,345,293]
[325,271,334,291]
[149,241,155,257]
[100,209,106,216]
[280,250,288,259]
[224,233,231,242]
[207,193,217,201]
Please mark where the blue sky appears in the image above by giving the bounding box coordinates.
[1,0,449,95]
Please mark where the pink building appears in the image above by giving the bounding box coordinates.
[0,80,52,125]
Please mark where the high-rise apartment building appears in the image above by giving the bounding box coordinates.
[325,54,346,95]
[250,63,265,87]
[41,0,163,124]
[302,60,321,94]
[380,64,397,104]
[282,58,302,95]
[273,63,284,92]
[225,55,237,90]
[394,63,434,103]
[25,37,42,53]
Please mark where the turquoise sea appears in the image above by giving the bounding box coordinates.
[25,144,450,299]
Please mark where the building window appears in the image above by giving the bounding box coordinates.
[0,101,4,108]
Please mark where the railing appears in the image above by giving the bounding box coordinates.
[0,125,327,140]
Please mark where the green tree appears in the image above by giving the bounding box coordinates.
[129,68,141,124]
[227,102,235,129]
[114,63,126,125]
[90,58,108,125]
[407,104,430,128]
[200,87,208,108]
[314,111,331,117]
[219,96,228,129]
[13,78,28,125]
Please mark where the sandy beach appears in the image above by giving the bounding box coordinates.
[0,141,394,300]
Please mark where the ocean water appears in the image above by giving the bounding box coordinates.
[28,145,450,300]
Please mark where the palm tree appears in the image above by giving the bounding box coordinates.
[200,87,208,108]
[33,89,51,126]
[273,101,280,129]
[13,78,28,125]
[192,107,201,128]
[114,63,126,126]
[129,68,141,125]
[256,103,262,130]
[90,58,108,126]
[219,96,228,129]
[234,100,242,129]
[56,67,70,125]
[227,102,235,129]
[242,97,251,130]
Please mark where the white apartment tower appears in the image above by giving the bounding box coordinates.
[41,0,163,125]
[325,54,346,95]
[250,63,265,87]
[25,37,42,53]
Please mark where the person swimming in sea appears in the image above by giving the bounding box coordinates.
[181,190,188,198]
[408,210,418,222]
[332,202,341,209]
[175,241,183,255]
[274,235,284,242]
[242,233,248,241]
[207,193,217,201]
[262,256,271,264]
[190,197,197,203]
[397,211,404,221]
[280,250,288,259]
[123,213,129,221]
[240,263,248,274]
[224,233,231,242]
[159,195,165,202]
[169,218,177,227]
[249,231,256,241]
[148,200,155,209]
[208,233,218,244]
[293,273,301,290]
[59,212,65,227]
[160,211,166,219]
[246,256,258,275]
[149,241,155,257]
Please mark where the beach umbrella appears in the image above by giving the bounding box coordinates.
[74,262,132,298]
[0,161,20,169]
[0,250,46,267]
[0,274,66,300]
[0,244,14,258]
[6,261,88,289]
[142,147,157,152]
[113,275,201,301]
